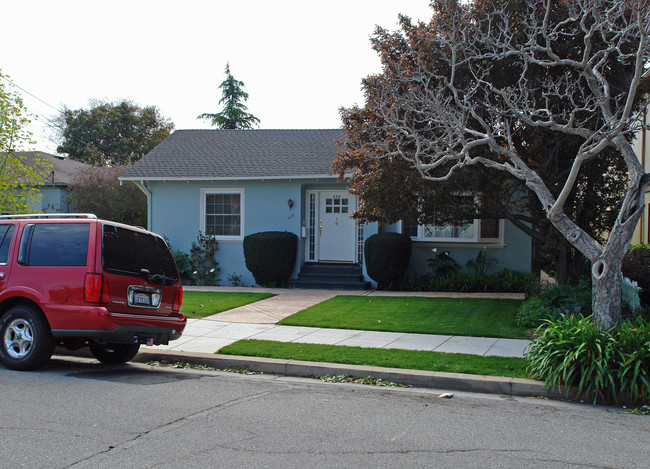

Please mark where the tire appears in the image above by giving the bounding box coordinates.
[0,305,54,371]
[89,342,140,364]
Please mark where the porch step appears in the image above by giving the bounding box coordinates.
[289,263,370,290]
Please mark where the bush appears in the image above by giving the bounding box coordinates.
[243,231,297,286]
[515,296,548,328]
[427,249,459,277]
[515,280,591,328]
[622,244,650,306]
[364,233,412,289]
[163,236,193,283]
[403,269,539,295]
[189,231,220,285]
[173,250,192,282]
[525,315,650,405]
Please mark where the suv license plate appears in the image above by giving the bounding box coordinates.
[133,292,151,306]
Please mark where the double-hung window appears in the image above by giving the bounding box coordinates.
[201,189,244,240]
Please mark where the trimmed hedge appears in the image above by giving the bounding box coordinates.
[622,244,650,306]
[364,233,412,288]
[243,231,297,286]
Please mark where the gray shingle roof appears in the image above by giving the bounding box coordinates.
[13,151,90,186]
[121,129,347,180]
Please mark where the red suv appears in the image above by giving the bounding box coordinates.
[0,214,186,370]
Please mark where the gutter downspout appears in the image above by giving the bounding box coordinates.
[133,180,152,231]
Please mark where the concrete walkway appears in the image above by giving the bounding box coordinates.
[155,287,529,358]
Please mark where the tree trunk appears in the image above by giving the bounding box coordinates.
[591,254,622,330]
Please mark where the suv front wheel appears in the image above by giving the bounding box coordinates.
[89,342,140,364]
[0,305,55,371]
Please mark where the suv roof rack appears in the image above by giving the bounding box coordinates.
[0,213,98,220]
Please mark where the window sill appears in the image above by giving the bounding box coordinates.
[412,240,505,248]
[211,237,244,243]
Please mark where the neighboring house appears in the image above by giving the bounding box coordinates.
[121,129,532,287]
[15,151,90,213]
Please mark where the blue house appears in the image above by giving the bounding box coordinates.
[121,129,532,287]
[15,151,90,213]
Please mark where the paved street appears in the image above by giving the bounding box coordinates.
[1,357,648,468]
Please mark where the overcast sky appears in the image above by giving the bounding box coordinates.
[3,1,433,155]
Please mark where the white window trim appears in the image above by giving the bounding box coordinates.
[478,219,505,243]
[399,219,505,244]
[200,188,245,241]
[421,219,479,243]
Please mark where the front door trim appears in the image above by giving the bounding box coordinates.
[305,190,357,263]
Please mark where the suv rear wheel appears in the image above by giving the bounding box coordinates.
[89,342,140,364]
[0,305,54,371]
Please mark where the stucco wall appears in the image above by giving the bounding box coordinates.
[148,178,350,286]
[24,186,69,213]
[381,220,532,280]
[148,180,531,286]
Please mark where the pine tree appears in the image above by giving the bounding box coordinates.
[197,64,260,129]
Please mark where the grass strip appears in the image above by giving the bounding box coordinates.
[279,295,527,339]
[182,291,275,319]
[219,339,528,379]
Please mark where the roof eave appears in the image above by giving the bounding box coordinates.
[119,174,348,182]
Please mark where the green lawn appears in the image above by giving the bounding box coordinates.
[278,295,527,339]
[219,340,528,378]
[181,291,275,319]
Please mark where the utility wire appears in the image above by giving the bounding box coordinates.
[0,74,63,114]
[0,74,95,155]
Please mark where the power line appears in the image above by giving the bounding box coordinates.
[0,75,64,114]
[0,75,93,154]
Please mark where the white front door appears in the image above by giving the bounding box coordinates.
[314,191,357,262]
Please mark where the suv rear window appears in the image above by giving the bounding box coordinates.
[102,224,178,285]
[0,224,15,264]
[18,223,89,266]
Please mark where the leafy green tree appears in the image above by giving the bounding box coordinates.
[67,165,146,226]
[0,70,53,213]
[197,63,260,129]
[56,100,174,166]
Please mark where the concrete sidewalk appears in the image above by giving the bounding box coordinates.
[159,287,529,358]
[132,287,550,398]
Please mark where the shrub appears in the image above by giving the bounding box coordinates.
[163,236,192,283]
[515,296,548,328]
[243,231,297,286]
[173,250,192,282]
[427,249,459,277]
[465,247,498,275]
[525,315,650,405]
[189,231,220,285]
[622,244,650,306]
[404,269,539,295]
[364,233,412,288]
[516,281,591,328]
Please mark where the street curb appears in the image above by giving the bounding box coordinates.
[133,348,561,399]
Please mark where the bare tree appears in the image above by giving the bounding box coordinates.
[365,0,649,329]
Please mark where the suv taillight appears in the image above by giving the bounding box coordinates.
[172,286,183,312]
[85,273,109,304]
